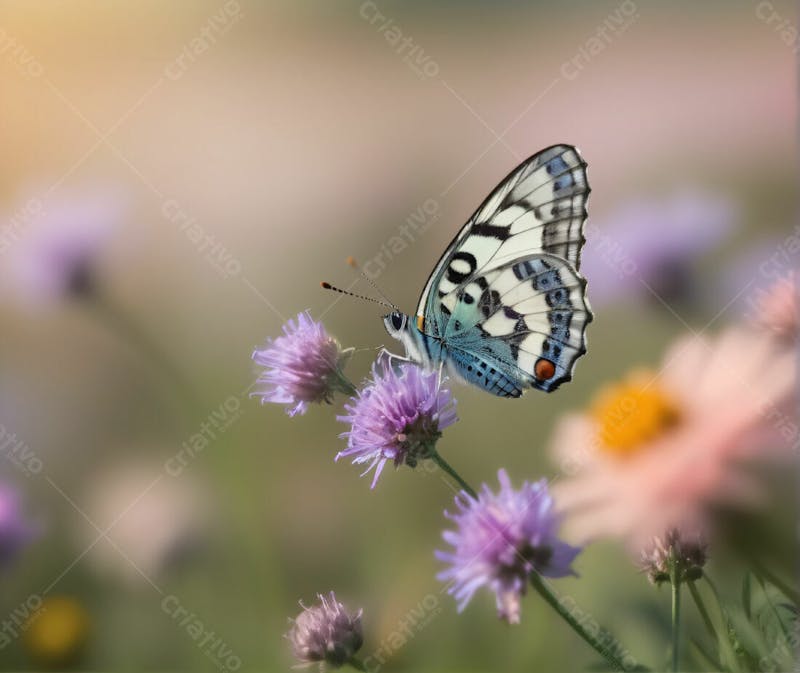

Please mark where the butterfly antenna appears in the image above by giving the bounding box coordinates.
[320,282,395,310]
[346,257,398,310]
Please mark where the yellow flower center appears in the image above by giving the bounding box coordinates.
[24,596,90,667]
[590,370,682,456]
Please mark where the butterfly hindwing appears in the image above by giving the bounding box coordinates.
[441,253,591,394]
[417,144,589,340]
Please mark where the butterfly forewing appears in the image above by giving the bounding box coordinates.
[411,144,592,396]
[416,144,589,338]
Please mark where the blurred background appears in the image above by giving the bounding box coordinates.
[0,1,796,670]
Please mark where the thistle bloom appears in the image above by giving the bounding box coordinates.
[639,528,708,586]
[287,592,363,669]
[581,192,736,307]
[336,359,458,488]
[4,189,123,305]
[551,327,796,545]
[0,483,36,567]
[252,311,354,417]
[436,470,581,624]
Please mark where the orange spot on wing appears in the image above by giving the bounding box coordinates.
[416,315,425,331]
[534,358,556,381]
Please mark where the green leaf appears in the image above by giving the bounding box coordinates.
[689,637,726,672]
[742,572,752,620]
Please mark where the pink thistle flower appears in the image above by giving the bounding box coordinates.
[336,358,458,488]
[251,311,354,417]
[436,470,580,624]
[286,592,363,669]
[4,189,123,305]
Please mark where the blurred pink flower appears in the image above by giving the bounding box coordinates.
[80,460,209,584]
[753,271,798,341]
[2,189,125,306]
[550,327,796,546]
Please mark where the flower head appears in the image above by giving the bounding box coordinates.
[436,470,581,624]
[5,189,123,305]
[551,327,796,545]
[252,311,353,417]
[640,528,708,586]
[0,483,36,567]
[581,192,736,307]
[336,359,458,488]
[287,592,363,669]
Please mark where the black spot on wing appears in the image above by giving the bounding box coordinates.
[471,223,511,240]
[446,251,477,285]
[478,288,502,318]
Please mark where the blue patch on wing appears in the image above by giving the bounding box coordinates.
[447,347,524,398]
[546,155,574,192]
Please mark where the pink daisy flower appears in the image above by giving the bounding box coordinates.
[550,327,796,545]
[753,271,798,342]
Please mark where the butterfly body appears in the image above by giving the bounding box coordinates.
[383,144,593,398]
[383,312,526,397]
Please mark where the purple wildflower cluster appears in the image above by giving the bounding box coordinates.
[437,470,580,623]
[254,312,583,665]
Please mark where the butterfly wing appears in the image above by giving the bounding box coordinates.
[417,144,589,339]
[440,253,592,394]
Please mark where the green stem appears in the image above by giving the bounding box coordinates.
[428,450,477,499]
[529,572,630,672]
[671,568,681,672]
[687,580,717,642]
[347,656,367,671]
[333,370,357,397]
[703,575,741,672]
[87,290,201,417]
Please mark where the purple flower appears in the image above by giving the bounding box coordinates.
[4,189,124,305]
[287,591,363,669]
[251,311,354,417]
[436,470,580,624]
[582,191,737,307]
[0,483,36,567]
[336,359,458,488]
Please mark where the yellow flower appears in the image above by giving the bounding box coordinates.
[24,596,89,668]
[590,369,681,456]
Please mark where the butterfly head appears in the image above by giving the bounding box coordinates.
[383,310,409,340]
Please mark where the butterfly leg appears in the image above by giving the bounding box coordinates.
[378,347,414,366]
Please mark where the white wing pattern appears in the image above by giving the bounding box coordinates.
[416,144,592,395]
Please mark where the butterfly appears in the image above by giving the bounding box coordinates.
[382,144,592,398]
